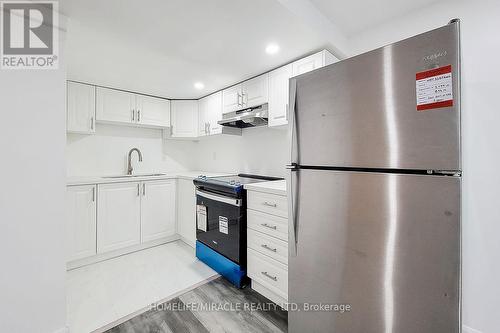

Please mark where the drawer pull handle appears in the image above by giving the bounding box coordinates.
[261,271,278,281]
[263,201,277,207]
[261,223,277,230]
[261,244,277,252]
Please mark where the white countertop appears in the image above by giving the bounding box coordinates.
[67,171,235,186]
[244,179,287,196]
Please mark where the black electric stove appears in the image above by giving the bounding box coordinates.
[193,174,282,287]
[193,174,281,197]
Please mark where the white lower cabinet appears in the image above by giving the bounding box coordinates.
[177,178,197,247]
[66,185,97,262]
[246,189,289,305]
[141,180,176,242]
[67,179,178,262]
[97,182,142,253]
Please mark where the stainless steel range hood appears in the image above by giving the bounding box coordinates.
[218,104,268,128]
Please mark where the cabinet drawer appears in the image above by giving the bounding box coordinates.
[247,248,288,299]
[247,191,287,218]
[247,209,288,241]
[247,229,288,265]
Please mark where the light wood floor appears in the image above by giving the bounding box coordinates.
[106,277,288,333]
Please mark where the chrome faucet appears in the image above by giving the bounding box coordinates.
[127,148,143,175]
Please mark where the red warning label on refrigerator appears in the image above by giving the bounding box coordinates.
[416,65,453,111]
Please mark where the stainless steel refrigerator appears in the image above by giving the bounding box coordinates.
[286,20,461,333]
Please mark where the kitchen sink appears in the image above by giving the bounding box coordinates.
[102,173,166,179]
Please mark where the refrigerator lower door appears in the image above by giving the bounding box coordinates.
[289,169,460,333]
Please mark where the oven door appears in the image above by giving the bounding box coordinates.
[195,189,245,265]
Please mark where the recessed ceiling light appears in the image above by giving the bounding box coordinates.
[194,82,204,90]
[265,43,280,55]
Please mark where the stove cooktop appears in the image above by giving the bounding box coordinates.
[193,174,282,196]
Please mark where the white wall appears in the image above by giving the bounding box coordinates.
[195,126,288,178]
[349,1,500,332]
[66,125,198,177]
[0,21,67,333]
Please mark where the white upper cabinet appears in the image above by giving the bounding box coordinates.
[207,91,224,134]
[199,91,223,136]
[141,180,176,243]
[222,73,269,114]
[67,81,96,134]
[96,87,170,128]
[268,64,292,127]
[135,95,171,128]
[170,100,198,138]
[198,96,209,137]
[96,87,136,125]
[222,84,243,114]
[97,182,141,253]
[241,73,269,109]
[292,50,338,77]
[66,185,97,262]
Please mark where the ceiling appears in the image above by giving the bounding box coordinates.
[60,0,441,99]
[310,0,440,37]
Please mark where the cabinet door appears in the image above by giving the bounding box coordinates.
[136,95,171,128]
[222,84,242,114]
[67,81,96,134]
[242,73,268,108]
[97,182,141,253]
[292,51,325,76]
[96,87,135,124]
[141,180,176,242]
[268,64,292,127]
[66,185,97,261]
[177,178,196,247]
[171,100,198,138]
[207,91,223,135]
[197,97,208,137]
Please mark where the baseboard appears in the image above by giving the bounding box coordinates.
[179,235,195,248]
[52,326,69,333]
[251,280,287,309]
[67,234,181,270]
[463,325,483,333]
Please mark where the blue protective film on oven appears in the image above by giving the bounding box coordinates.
[196,241,247,288]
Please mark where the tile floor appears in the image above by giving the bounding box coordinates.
[66,241,217,333]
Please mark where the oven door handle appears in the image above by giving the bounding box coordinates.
[196,189,242,207]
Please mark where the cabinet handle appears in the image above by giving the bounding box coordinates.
[261,223,277,230]
[285,103,289,121]
[242,92,247,106]
[137,184,140,196]
[143,183,146,196]
[207,122,211,134]
[132,109,135,121]
[90,117,95,130]
[237,93,242,107]
[261,244,277,252]
[261,271,278,281]
[263,201,277,207]
[137,110,141,122]
[92,187,95,202]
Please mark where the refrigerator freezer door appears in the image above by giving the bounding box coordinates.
[291,22,460,171]
[289,169,460,333]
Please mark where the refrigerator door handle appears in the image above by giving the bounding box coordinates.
[287,78,299,257]
[286,167,299,257]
